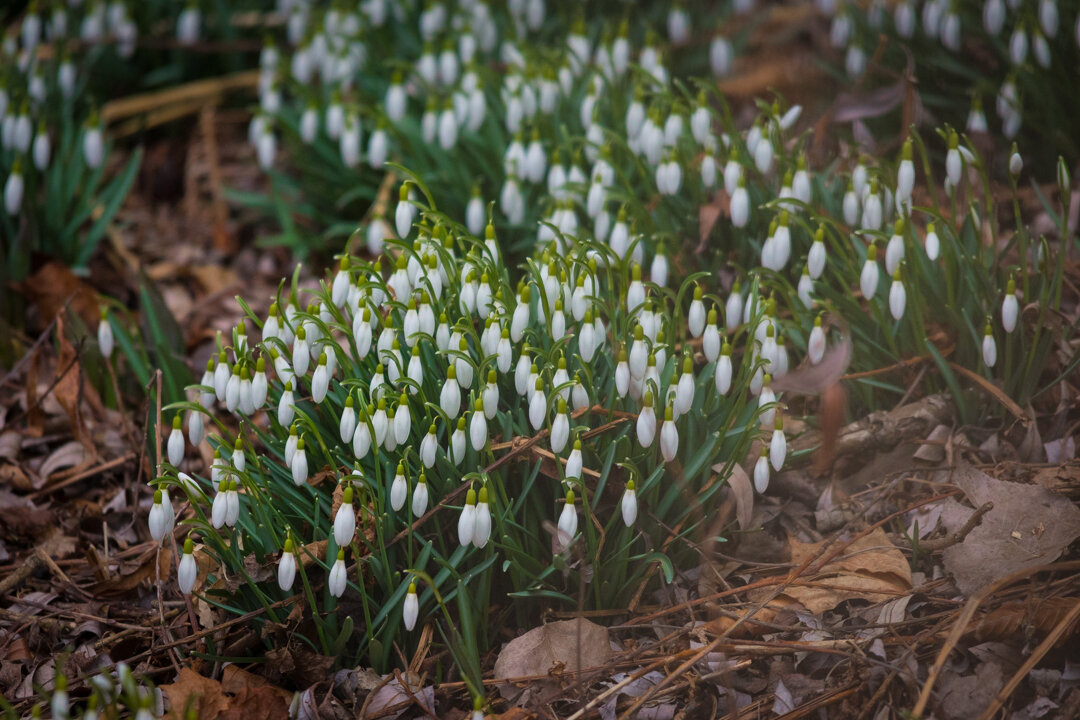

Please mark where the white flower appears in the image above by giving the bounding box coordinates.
[420,424,438,468]
[809,318,826,365]
[390,464,408,511]
[98,311,114,359]
[177,538,197,595]
[529,378,547,431]
[411,473,430,516]
[808,230,826,280]
[403,582,419,631]
[754,450,770,493]
[982,324,997,367]
[4,165,23,215]
[770,416,787,470]
[688,286,706,338]
[621,481,638,526]
[451,418,467,463]
[675,355,695,416]
[469,400,488,451]
[311,353,330,403]
[211,483,228,529]
[148,490,168,542]
[860,246,880,300]
[660,406,678,462]
[177,6,200,44]
[637,392,656,448]
[168,416,185,466]
[551,400,570,454]
[557,491,578,546]
[278,541,297,591]
[33,130,50,170]
[710,36,732,75]
[925,223,940,261]
[615,350,630,397]
[1002,280,1019,333]
[328,550,347,598]
[187,411,204,446]
[759,376,777,425]
[334,487,356,547]
[889,273,906,320]
[473,486,491,548]
[458,488,477,545]
[730,179,749,228]
[395,183,415,238]
[291,439,308,486]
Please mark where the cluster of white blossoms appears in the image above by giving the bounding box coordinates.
[823,0,1080,139]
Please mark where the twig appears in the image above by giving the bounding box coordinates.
[29,453,136,499]
[390,669,439,720]
[914,501,992,552]
[0,551,44,596]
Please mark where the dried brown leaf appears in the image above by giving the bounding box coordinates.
[161,668,230,720]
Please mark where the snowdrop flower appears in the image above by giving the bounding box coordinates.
[731,176,750,228]
[615,348,630,398]
[710,34,733,75]
[808,316,827,365]
[754,447,770,493]
[770,414,787,470]
[385,73,407,122]
[291,438,308,485]
[167,415,185,466]
[403,582,419,631]
[278,381,295,428]
[862,180,883,231]
[550,398,570,454]
[148,490,169,542]
[98,309,114,359]
[984,0,1005,34]
[617,479,638,526]
[292,326,310,377]
[554,489,581,549]
[328,549,347,598]
[637,391,657,447]
[759,374,777,425]
[924,223,941,261]
[860,245,881,300]
[897,139,915,203]
[177,537,197,594]
[334,486,356,547]
[473,486,492,548]
[451,417,467,463]
[468,399,488,451]
[886,220,906,276]
[389,463,408,512]
[4,160,22,215]
[725,283,743,333]
[187,409,204,446]
[1010,23,1028,65]
[248,357,267,409]
[412,472,430,517]
[439,365,462,420]
[982,322,997,368]
[32,124,50,170]
[842,179,860,227]
[529,378,547,431]
[688,286,706,338]
[224,480,239,527]
[177,3,200,44]
[1002,278,1019,333]
[946,131,963,188]
[311,353,330,403]
[675,355,695,417]
[278,539,296,591]
[395,183,415,239]
[889,270,906,320]
[796,266,813,308]
[660,405,679,462]
[458,488,477,546]
[211,482,228,529]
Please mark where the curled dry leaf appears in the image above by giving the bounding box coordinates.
[494,618,611,704]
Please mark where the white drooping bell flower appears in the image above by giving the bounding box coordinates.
[390,463,407,512]
[529,378,547,431]
[98,309,114,359]
[637,391,657,448]
[703,309,721,362]
[759,374,777,425]
[412,473,429,517]
[458,488,477,546]
[395,183,415,239]
[984,0,1006,34]
[731,175,750,228]
[556,490,579,548]
[311,352,330,403]
[889,270,906,320]
[328,549,347,598]
[615,349,630,398]
[725,283,744,333]
[621,480,638,526]
[334,486,356,548]
[278,539,297,591]
[403,582,419,631]
[4,160,23,215]
[469,399,488,451]
[277,381,295,428]
[809,316,827,365]
[550,398,570,454]
[148,489,169,542]
[291,438,308,486]
[754,447,770,493]
[660,405,679,462]
[945,131,963,188]
[177,4,200,44]
[188,410,204,446]
[178,537,197,594]
[715,341,733,394]
[420,424,438,469]
[886,220,906,276]
[473,485,491,548]
[770,415,787,470]
[451,417,467,464]
[925,223,941,261]
[1002,278,1019,333]
[167,415,185,466]
[211,480,228,529]
[688,286,706,338]
[860,245,881,300]
[982,322,997,368]
[352,409,371,459]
